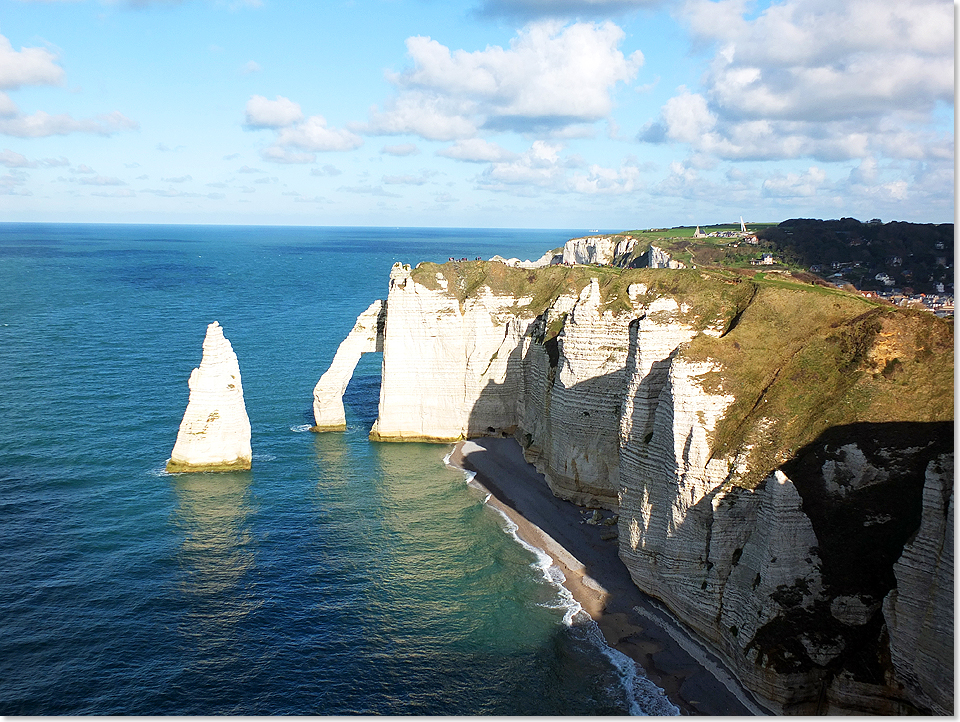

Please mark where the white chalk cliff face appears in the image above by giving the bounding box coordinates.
[167,321,252,473]
[313,257,953,715]
[313,300,385,431]
[370,263,532,441]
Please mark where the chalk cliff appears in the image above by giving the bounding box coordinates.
[313,255,953,714]
[313,300,385,431]
[168,321,252,472]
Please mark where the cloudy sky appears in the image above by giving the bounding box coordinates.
[1,0,953,228]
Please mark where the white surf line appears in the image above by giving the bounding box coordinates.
[447,444,678,716]
[480,491,677,716]
[633,600,772,716]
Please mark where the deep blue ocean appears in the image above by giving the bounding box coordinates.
[0,224,677,715]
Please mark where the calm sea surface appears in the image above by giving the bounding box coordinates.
[0,224,677,715]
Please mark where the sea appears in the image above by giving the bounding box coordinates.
[0,223,679,716]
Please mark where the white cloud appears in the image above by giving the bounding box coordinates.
[437,138,518,162]
[361,21,642,140]
[0,35,64,90]
[761,167,829,197]
[0,35,137,140]
[0,148,35,167]
[0,106,137,138]
[78,175,125,186]
[241,60,261,74]
[160,175,192,183]
[274,115,363,152]
[244,94,303,129]
[474,139,640,195]
[311,164,342,176]
[643,0,954,165]
[246,95,363,162]
[0,168,30,195]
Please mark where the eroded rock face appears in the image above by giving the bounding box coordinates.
[882,453,954,715]
[517,280,634,508]
[167,321,251,472]
[561,236,635,265]
[370,263,531,441]
[312,300,385,431]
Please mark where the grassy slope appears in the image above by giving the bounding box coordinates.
[410,259,953,489]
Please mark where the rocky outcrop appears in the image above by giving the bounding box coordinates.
[489,248,560,268]
[312,300,386,431]
[561,235,636,265]
[882,454,954,715]
[167,321,251,473]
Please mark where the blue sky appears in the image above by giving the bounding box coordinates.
[0,0,954,228]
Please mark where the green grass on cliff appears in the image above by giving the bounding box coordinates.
[410,258,953,490]
[685,286,953,488]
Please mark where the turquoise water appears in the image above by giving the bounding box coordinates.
[0,224,673,715]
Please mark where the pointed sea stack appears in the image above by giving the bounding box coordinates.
[166,321,252,472]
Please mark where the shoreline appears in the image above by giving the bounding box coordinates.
[449,437,770,717]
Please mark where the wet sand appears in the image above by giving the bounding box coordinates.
[450,437,771,717]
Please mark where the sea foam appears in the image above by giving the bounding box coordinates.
[474,478,679,716]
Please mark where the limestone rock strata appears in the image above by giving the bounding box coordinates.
[312,300,385,431]
[561,235,636,265]
[517,280,635,508]
[370,263,532,441]
[882,453,954,715]
[167,321,251,472]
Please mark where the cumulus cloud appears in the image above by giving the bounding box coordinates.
[245,94,363,162]
[760,167,829,197]
[241,60,261,74]
[244,94,303,129]
[472,139,642,195]
[361,21,642,140]
[0,169,30,195]
[0,35,64,90]
[642,0,954,165]
[274,115,363,152]
[160,174,192,183]
[0,34,137,140]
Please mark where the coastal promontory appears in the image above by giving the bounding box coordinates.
[167,321,252,473]
[313,231,953,715]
